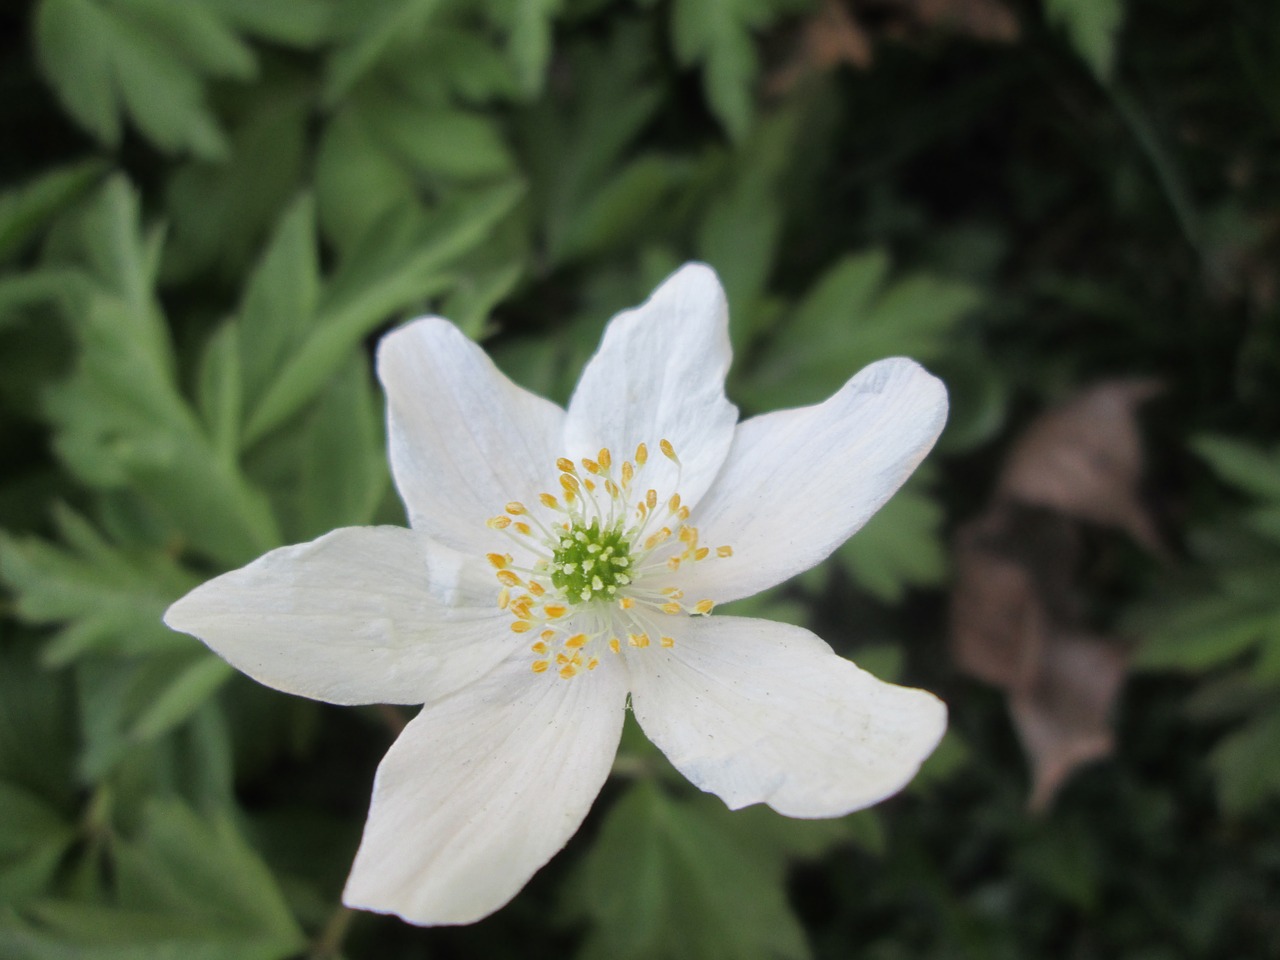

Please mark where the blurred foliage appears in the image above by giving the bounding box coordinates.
[1,0,1279,957]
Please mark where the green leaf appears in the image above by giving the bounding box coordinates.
[1192,436,1280,504]
[0,782,77,905]
[324,0,440,103]
[127,658,234,743]
[0,641,77,807]
[740,249,980,410]
[1133,584,1280,672]
[290,354,388,539]
[0,159,106,264]
[1044,0,1125,82]
[2,801,303,958]
[567,782,845,960]
[837,476,948,603]
[670,0,771,140]
[162,80,312,283]
[0,507,197,665]
[1210,709,1280,816]
[34,0,261,158]
[485,0,562,96]
[244,180,524,445]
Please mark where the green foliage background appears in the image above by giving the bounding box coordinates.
[1,0,1278,956]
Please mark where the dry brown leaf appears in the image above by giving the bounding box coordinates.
[997,378,1164,552]
[885,0,1019,42]
[1011,630,1127,812]
[768,0,873,96]
[950,378,1161,810]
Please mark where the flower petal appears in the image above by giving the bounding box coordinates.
[564,264,738,508]
[379,317,565,552]
[343,654,628,925]
[627,615,946,818]
[164,527,510,706]
[679,357,947,603]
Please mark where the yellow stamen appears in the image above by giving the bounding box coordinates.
[695,547,709,561]
[635,443,648,465]
[565,634,587,649]
[694,599,715,615]
[528,581,546,597]
[628,633,650,648]
[540,493,559,509]
[513,521,532,536]
[582,458,600,474]
[717,545,733,557]
[609,638,621,654]
[556,457,577,474]
[660,636,675,648]
[667,556,681,570]
[560,474,580,493]
[532,660,549,673]
[543,603,568,619]
[668,493,681,513]
[646,489,657,510]
[498,587,509,609]
[619,597,636,610]
[531,641,549,655]
[487,553,511,569]
[487,516,511,529]
[496,570,521,587]
[511,621,534,633]
[559,664,578,679]
[598,448,612,470]
[660,438,678,462]
[621,462,634,485]
[661,602,682,614]
[506,501,527,515]
[587,657,600,670]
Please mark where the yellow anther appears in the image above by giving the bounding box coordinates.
[528,581,546,597]
[605,479,620,498]
[511,620,534,633]
[514,522,532,536]
[531,641,549,655]
[539,493,559,509]
[487,553,511,569]
[582,458,601,474]
[668,493,681,513]
[556,653,570,665]
[679,526,697,544]
[661,587,684,598]
[560,474,580,493]
[621,462,634,486]
[646,489,658,510]
[506,501,527,515]
[661,602,682,615]
[559,664,578,680]
[660,636,675,648]
[543,603,568,619]
[694,599,715,615]
[498,587,509,609]
[532,660,549,673]
[619,597,636,610]
[587,657,600,671]
[635,443,648,465]
[660,438,678,462]
[677,506,690,521]
[496,570,521,587]
[609,638,621,654]
[556,458,577,474]
[565,634,587,649]
[584,478,596,492]
[628,633,650,648]
[510,599,533,619]
[598,448,612,470]
[644,527,672,550]
[487,516,511,529]
[695,547,709,561]
[667,556,681,571]
[717,545,733,557]
[541,629,556,641]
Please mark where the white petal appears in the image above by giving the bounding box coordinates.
[379,317,565,552]
[343,654,628,925]
[679,358,947,603]
[564,264,738,508]
[628,615,946,818]
[164,527,510,706]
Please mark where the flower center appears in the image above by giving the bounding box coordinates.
[485,441,732,680]
[549,520,632,602]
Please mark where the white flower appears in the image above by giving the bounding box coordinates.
[164,264,949,927]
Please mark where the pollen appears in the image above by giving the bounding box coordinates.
[489,439,734,679]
